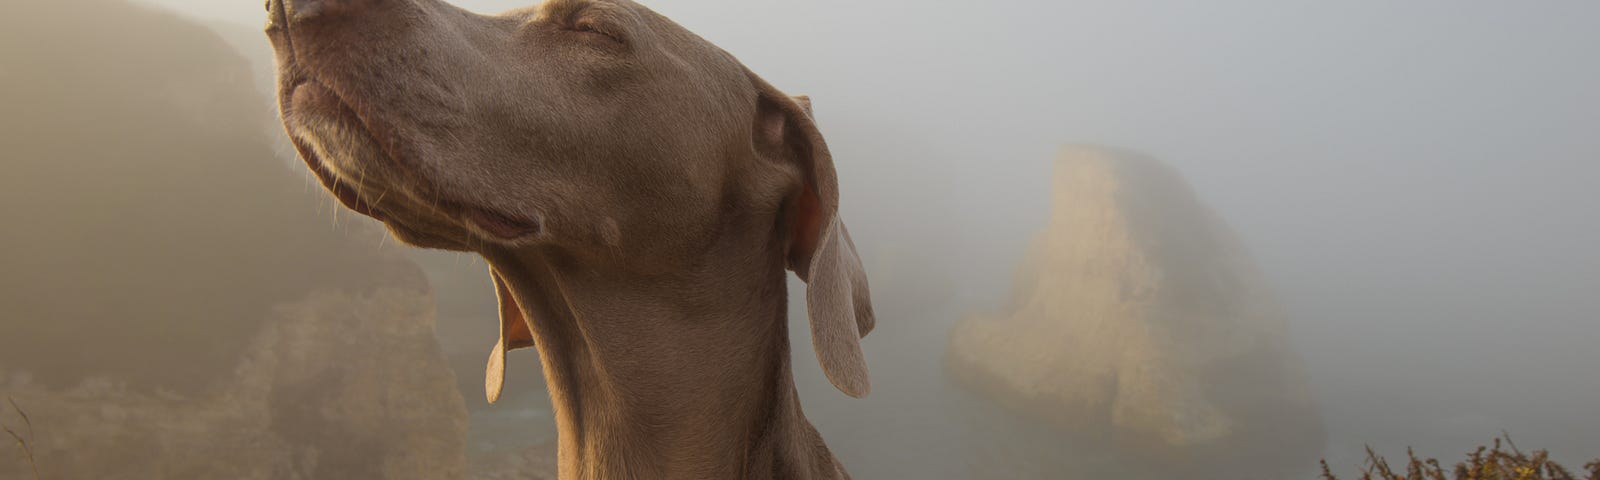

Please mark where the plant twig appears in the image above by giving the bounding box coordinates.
[3,426,40,480]
[7,397,31,441]
[4,396,41,480]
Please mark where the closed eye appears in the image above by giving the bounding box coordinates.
[570,18,623,44]
[531,1,629,48]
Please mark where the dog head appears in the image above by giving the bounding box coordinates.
[267,0,874,399]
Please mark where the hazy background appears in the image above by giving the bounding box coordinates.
[10,0,1598,476]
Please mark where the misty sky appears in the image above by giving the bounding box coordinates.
[140,0,1600,468]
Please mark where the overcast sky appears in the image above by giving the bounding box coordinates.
[139,0,1600,470]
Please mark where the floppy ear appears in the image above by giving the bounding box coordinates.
[485,267,535,404]
[752,78,876,398]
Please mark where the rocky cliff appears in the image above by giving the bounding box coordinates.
[1,289,468,479]
[946,146,1324,471]
[0,0,468,478]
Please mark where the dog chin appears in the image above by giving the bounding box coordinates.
[383,221,474,251]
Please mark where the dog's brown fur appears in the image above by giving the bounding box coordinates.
[266,0,874,478]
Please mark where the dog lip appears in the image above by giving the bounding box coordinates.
[279,82,390,222]
[282,75,427,226]
[289,133,388,222]
[270,13,391,224]
[270,25,528,244]
[280,77,534,243]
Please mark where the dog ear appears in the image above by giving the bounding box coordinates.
[485,267,535,404]
[752,79,875,398]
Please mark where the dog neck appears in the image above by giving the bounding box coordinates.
[480,236,847,480]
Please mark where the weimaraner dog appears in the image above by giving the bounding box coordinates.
[265,0,875,478]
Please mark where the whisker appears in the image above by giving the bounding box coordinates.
[330,189,340,230]
[356,162,370,202]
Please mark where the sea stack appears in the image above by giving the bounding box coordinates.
[947,145,1324,468]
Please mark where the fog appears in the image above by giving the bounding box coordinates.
[7,0,1598,477]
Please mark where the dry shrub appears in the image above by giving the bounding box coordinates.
[1322,435,1600,480]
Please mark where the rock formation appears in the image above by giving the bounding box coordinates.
[1,289,469,479]
[946,146,1324,470]
[0,0,469,478]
